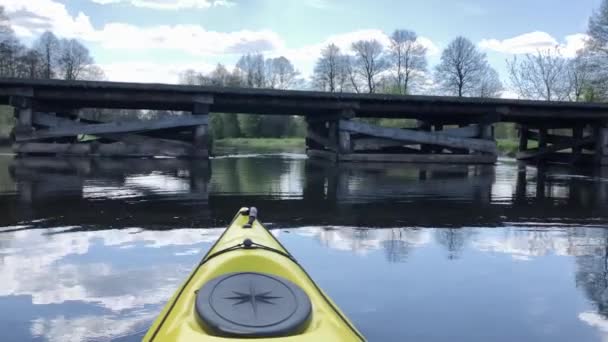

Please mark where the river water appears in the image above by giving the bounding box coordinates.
[1,148,608,341]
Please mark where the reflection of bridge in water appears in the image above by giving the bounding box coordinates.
[4,156,608,338]
[3,156,608,228]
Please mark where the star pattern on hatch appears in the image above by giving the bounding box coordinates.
[224,283,282,316]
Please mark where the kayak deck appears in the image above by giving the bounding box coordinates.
[144,207,364,341]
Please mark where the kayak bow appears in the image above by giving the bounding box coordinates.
[144,207,365,341]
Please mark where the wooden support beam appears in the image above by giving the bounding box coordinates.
[538,128,548,148]
[355,127,479,152]
[339,119,497,154]
[573,125,584,158]
[192,103,209,157]
[16,114,209,142]
[518,125,528,151]
[338,131,352,153]
[433,124,444,153]
[338,153,497,164]
[597,126,608,165]
[0,87,33,97]
[527,129,593,147]
[353,138,410,151]
[516,136,595,160]
[480,124,493,140]
[32,112,193,152]
[306,128,335,151]
[328,120,338,151]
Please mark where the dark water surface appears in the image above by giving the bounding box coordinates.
[1,149,608,341]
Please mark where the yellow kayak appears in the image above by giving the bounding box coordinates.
[144,207,365,341]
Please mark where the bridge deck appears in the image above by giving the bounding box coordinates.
[2,78,608,123]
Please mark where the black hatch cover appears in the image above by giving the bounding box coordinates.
[195,272,312,337]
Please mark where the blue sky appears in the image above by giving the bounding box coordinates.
[1,0,603,91]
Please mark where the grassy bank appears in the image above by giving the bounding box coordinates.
[214,138,305,151]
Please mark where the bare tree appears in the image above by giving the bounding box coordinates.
[507,48,570,101]
[588,0,608,56]
[0,36,23,77]
[0,6,22,78]
[582,0,608,101]
[35,31,60,79]
[265,56,299,89]
[208,63,232,86]
[57,39,94,80]
[434,36,489,97]
[16,49,44,79]
[477,68,503,98]
[313,43,341,92]
[351,39,388,93]
[342,55,361,93]
[389,30,427,94]
[179,69,203,85]
[236,53,265,88]
[568,53,593,101]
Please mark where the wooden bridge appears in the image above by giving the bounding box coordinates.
[1,78,608,165]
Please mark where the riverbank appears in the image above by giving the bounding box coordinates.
[215,138,521,156]
[0,137,524,156]
[214,138,305,152]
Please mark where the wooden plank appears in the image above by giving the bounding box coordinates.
[527,130,593,146]
[0,87,33,97]
[32,112,196,153]
[516,136,595,160]
[353,138,407,151]
[339,120,497,154]
[192,125,209,157]
[306,148,337,162]
[518,125,528,151]
[36,89,214,105]
[338,153,497,164]
[17,114,209,142]
[480,124,493,140]
[573,126,583,156]
[538,128,548,148]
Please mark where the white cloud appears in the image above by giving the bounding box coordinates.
[100,61,217,83]
[479,31,589,58]
[90,0,236,10]
[3,0,96,39]
[4,0,282,55]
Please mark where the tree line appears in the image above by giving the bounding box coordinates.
[0,8,102,81]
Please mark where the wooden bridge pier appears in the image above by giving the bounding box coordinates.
[306,109,498,164]
[8,94,211,158]
[516,123,608,165]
